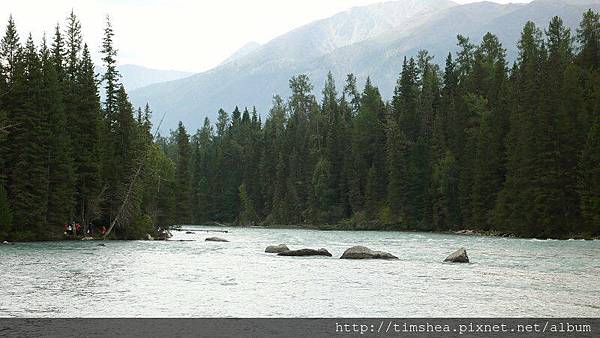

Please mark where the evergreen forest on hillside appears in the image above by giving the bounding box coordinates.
[1,11,600,240]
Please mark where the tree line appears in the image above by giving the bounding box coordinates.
[1,12,599,241]
[162,12,600,239]
[0,12,177,240]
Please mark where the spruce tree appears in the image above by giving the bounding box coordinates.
[8,35,49,236]
[74,44,103,225]
[101,15,120,127]
[174,121,192,224]
[42,37,76,231]
[0,182,11,237]
[0,15,20,81]
[386,119,409,225]
[580,114,600,235]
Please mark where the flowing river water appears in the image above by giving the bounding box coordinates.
[1,226,599,317]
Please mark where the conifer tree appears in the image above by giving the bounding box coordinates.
[580,114,600,235]
[42,37,76,230]
[239,183,258,225]
[8,35,49,236]
[174,121,192,224]
[0,15,20,81]
[74,44,103,224]
[386,118,409,225]
[101,15,120,127]
[0,182,11,237]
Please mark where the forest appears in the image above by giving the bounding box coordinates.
[1,11,600,240]
[0,13,175,240]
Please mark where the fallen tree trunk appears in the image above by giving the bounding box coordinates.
[103,113,166,239]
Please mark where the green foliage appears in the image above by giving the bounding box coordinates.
[1,12,600,240]
[238,183,258,226]
[0,13,176,240]
[580,115,600,235]
[0,183,12,237]
[174,121,192,224]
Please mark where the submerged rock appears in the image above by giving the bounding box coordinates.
[205,237,229,242]
[97,243,106,247]
[277,248,332,257]
[185,231,194,235]
[444,248,469,263]
[265,244,289,253]
[340,246,398,260]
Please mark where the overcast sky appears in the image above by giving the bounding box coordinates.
[0,0,532,72]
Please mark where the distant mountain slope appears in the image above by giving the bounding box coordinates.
[220,42,261,66]
[130,0,600,131]
[96,64,193,91]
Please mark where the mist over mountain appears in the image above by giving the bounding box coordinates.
[95,64,193,91]
[129,0,600,131]
[220,42,262,66]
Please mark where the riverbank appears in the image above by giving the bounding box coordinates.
[2,222,598,243]
[208,222,599,241]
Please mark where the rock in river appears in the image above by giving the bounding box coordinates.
[265,244,289,253]
[206,237,229,242]
[277,248,332,257]
[340,246,398,260]
[444,248,469,263]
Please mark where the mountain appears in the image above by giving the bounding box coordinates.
[220,42,262,66]
[129,0,600,131]
[96,64,193,91]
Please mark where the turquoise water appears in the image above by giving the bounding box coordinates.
[0,226,599,317]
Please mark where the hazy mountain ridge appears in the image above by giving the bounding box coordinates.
[130,0,600,130]
[219,42,262,66]
[96,64,193,91]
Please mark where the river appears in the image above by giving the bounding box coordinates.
[1,226,599,317]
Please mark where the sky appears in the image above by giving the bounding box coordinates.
[0,0,533,72]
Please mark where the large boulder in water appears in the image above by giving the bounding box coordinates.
[205,237,229,242]
[340,246,398,260]
[444,248,469,263]
[277,248,332,257]
[265,244,289,253]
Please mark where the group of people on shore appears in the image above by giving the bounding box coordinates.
[63,221,107,238]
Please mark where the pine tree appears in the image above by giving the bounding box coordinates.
[51,24,65,80]
[191,117,213,223]
[576,10,600,70]
[470,34,509,229]
[386,118,409,225]
[352,78,387,218]
[0,15,20,81]
[65,11,82,80]
[0,182,11,237]
[286,74,316,221]
[8,35,49,237]
[101,15,120,127]
[431,53,461,228]
[42,36,76,231]
[75,45,104,225]
[239,183,258,225]
[580,114,600,235]
[174,121,192,224]
[495,21,545,236]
